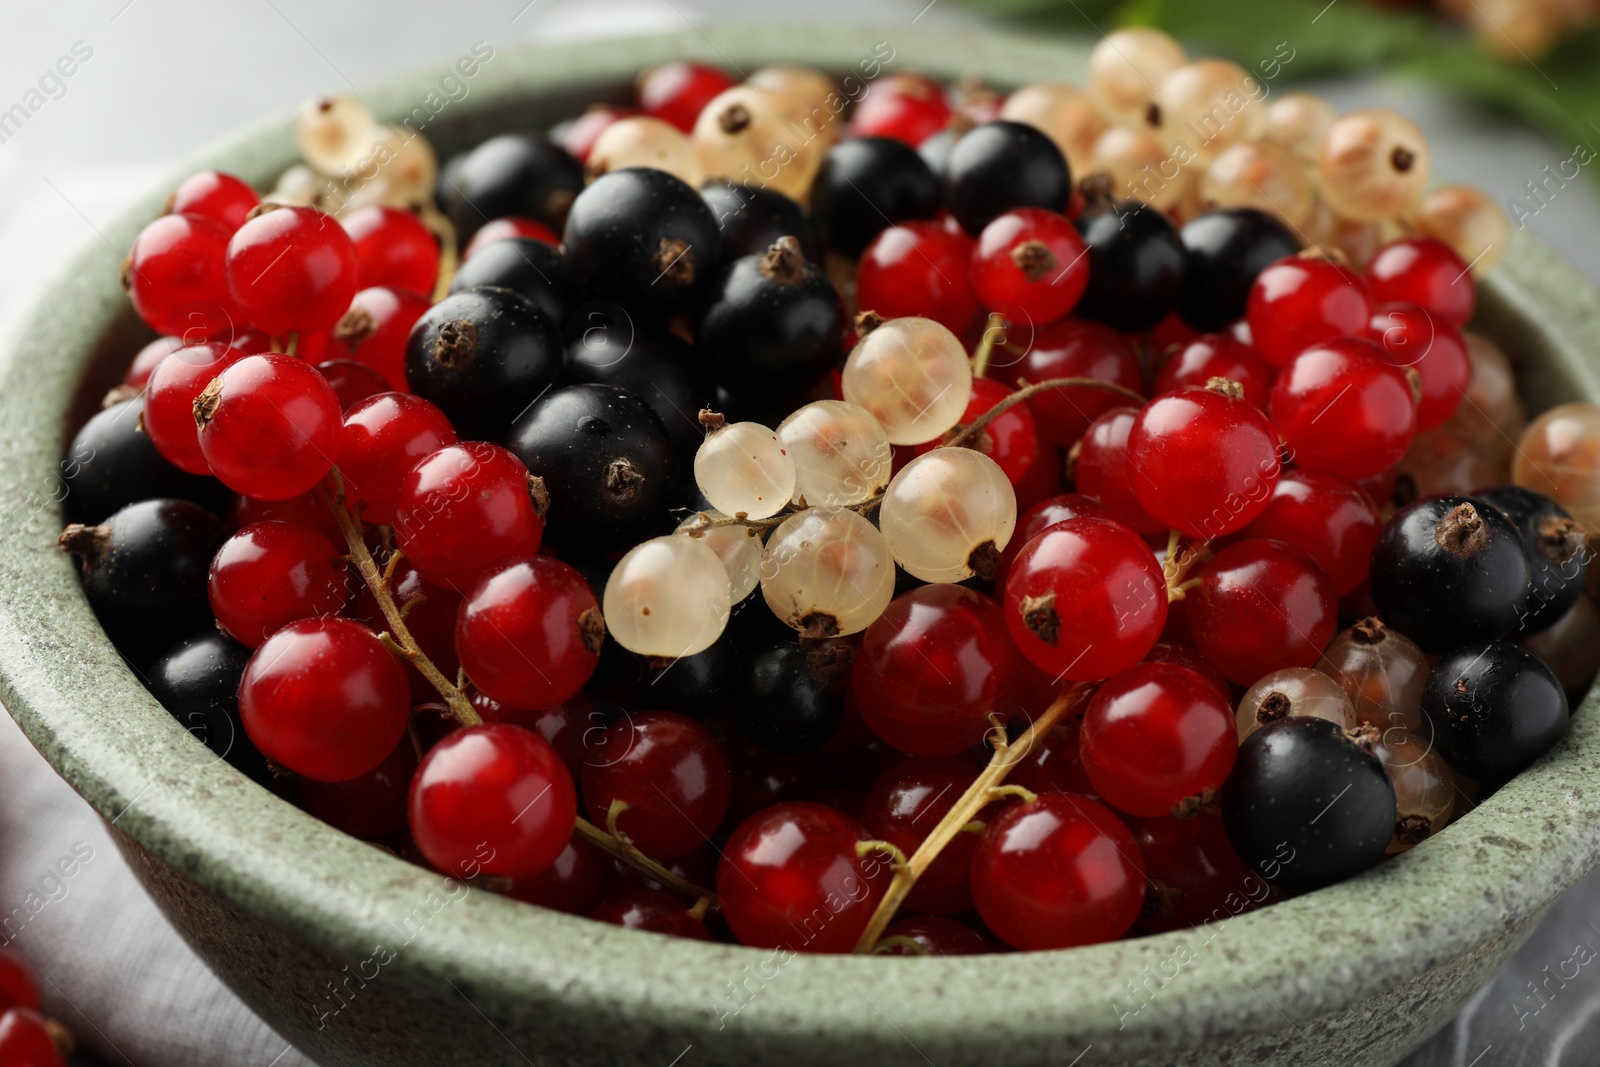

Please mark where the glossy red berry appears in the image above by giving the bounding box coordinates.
[325,286,432,392]
[231,488,342,543]
[850,73,953,146]
[239,616,410,781]
[124,336,183,389]
[589,889,712,939]
[1245,255,1372,368]
[1366,236,1474,326]
[339,392,457,525]
[142,342,248,474]
[509,834,608,914]
[0,1009,63,1067]
[1127,384,1283,539]
[1080,663,1236,817]
[1269,338,1417,480]
[295,735,417,840]
[225,204,358,335]
[391,442,545,590]
[0,949,40,1013]
[458,556,603,711]
[409,723,578,879]
[168,171,259,233]
[124,213,237,339]
[582,711,731,860]
[861,755,986,914]
[854,585,1019,756]
[1013,493,1116,548]
[1367,301,1469,431]
[1238,470,1381,595]
[969,792,1145,951]
[878,915,995,955]
[638,62,736,131]
[970,208,1089,326]
[1130,810,1268,932]
[1187,538,1337,685]
[913,377,1038,484]
[1009,718,1097,798]
[341,205,439,295]
[994,319,1143,447]
[207,520,350,647]
[854,220,980,337]
[1004,517,1167,681]
[477,694,595,780]
[317,359,390,411]
[1070,407,1165,535]
[1154,333,1276,410]
[195,353,343,500]
[461,215,563,260]
[718,801,888,954]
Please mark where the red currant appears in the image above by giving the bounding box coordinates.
[1366,236,1474,326]
[168,171,259,233]
[717,801,888,954]
[0,1009,63,1067]
[477,693,597,780]
[294,735,417,840]
[1009,718,1097,797]
[325,285,431,392]
[861,755,987,914]
[141,342,248,474]
[638,62,736,132]
[1187,538,1337,685]
[1130,810,1269,933]
[225,204,358,335]
[1004,517,1167,681]
[195,353,343,500]
[123,213,237,340]
[208,520,350,647]
[124,336,183,389]
[341,205,439,295]
[408,723,577,879]
[458,556,603,711]
[239,616,410,781]
[1154,333,1276,410]
[999,492,1114,589]
[970,208,1089,326]
[1141,641,1230,703]
[1238,470,1381,596]
[1127,384,1283,539]
[914,377,1038,484]
[339,392,457,525]
[993,319,1143,447]
[850,73,953,146]
[1245,255,1372,368]
[1269,338,1417,480]
[589,889,712,939]
[231,489,341,543]
[1070,407,1166,535]
[317,359,390,411]
[969,792,1145,950]
[509,834,608,914]
[878,915,995,955]
[0,950,39,1013]
[391,442,545,590]
[461,216,563,260]
[582,711,731,860]
[1080,662,1236,817]
[1367,301,1469,431]
[854,220,980,337]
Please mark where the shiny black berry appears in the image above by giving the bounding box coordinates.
[563,303,709,461]
[64,397,230,525]
[1422,639,1569,784]
[1221,718,1395,894]
[1476,485,1590,635]
[700,181,817,263]
[810,138,940,257]
[943,120,1071,237]
[1369,495,1532,653]
[448,237,576,327]
[734,640,851,754]
[147,631,271,784]
[441,133,584,244]
[1176,208,1300,331]
[404,287,561,441]
[505,383,676,553]
[1074,196,1186,332]
[58,498,227,663]
[695,236,845,397]
[562,167,720,318]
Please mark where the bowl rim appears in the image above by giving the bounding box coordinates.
[2,21,1599,1060]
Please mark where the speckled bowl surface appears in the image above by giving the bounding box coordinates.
[2,23,1598,1067]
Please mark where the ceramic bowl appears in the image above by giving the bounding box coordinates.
[2,23,1598,1067]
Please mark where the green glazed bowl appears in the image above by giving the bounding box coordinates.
[2,23,1599,1067]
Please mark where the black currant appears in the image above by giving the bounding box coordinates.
[1221,717,1395,894]
[563,303,710,461]
[58,499,227,663]
[695,236,845,397]
[404,287,561,441]
[700,181,817,263]
[734,640,851,754]
[441,133,584,244]
[146,631,271,784]
[504,383,676,553]
[562,167,720,318]
[1476,485,1590,636]
[943,120,1071,237]
[1422,639,1569,784]
[1074,195,1186,332]
[1369,495,1532,653]
[63,397,230,525]
[1176,208,1301,331]
[809,138,940,257]
[448,237,576,328]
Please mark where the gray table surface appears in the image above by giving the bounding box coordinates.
[4,2,1599,1065]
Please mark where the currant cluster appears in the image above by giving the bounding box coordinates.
[61,32,1595,961]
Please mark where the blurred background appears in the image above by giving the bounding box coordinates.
[3,1,1600,1064]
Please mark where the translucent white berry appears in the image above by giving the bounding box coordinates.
[604,535,731,658]
[1151,60,1266,164]
[777,400,892,507]
[878,448,1017,583]
[841,317,972,446]
[676,511,762,603]
[761,507,894,637]
[587,116,704,188]
[295,95,379,176]
[694,420,796,520]
[1087,28,1187,127]
[1317,108,1431,223]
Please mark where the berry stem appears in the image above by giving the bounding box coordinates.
[970,313,1005,379]
[851,684,1093,954]
[570,817,719,908]
[945,375,1146,449]
[423,205,458,302]
[1162,529,1211,601]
